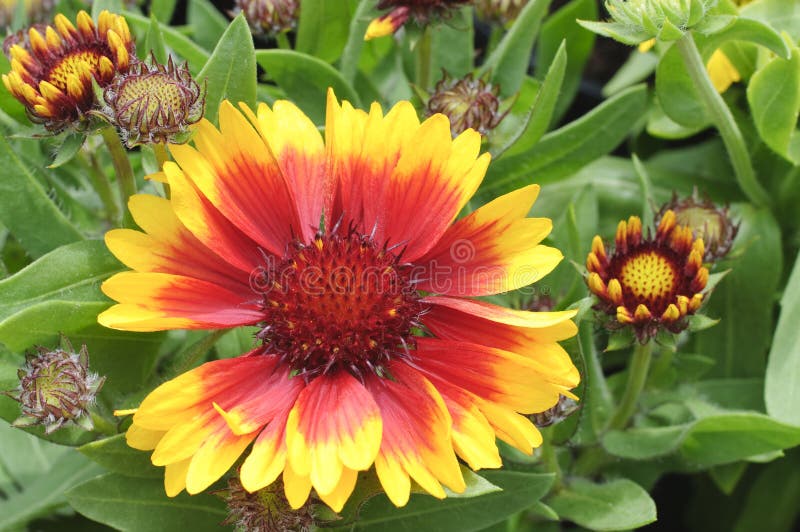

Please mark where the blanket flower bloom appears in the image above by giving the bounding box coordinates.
[2,10,133,131]
[99,90,579,512]
[586,211,708,341]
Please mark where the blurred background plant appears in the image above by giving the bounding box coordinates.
[0,0,799,531]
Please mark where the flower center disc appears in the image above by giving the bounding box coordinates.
[255,229,423,378]
[117,73,188,122]
[47,50,104,91]
[618,250,678,310]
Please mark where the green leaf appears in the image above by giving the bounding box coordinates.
[602,413,800,465]
[547,478,657,531]
[497,40,567,159]
[188,0,232,52]
[198,15,257,125]
[92,0,123,18]
[0,240,122,351]
[78,434,161,479]
[656,39,710,128]
[0,421,103,530]
[709,461,747,495]
[478,0,551,96]
[341,471,554,531]
[256,49,361,124]
[482,84,647,197]
[703,17,790,59]
[682,414,800,466]
[430,7,473,78]
[0,136,84,258]
[538,0,597,122]
[149,0,177,24]
[339,0,375,84]
[740,0,800,42]
[603,47,659,97]
[733,450,800,532]
[693,205,782,378]
[576,20,650,45]
[66,474,229,532]
[143,14,167,64]
[296,0,355,63]
[765,249,800,426]
[68,324,164,395]
[747,44,800,163]
[124,12,211,73]
[47,132,85,169]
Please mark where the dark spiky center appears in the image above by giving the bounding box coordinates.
[254,228,424,379]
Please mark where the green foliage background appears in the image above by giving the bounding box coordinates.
[0,0,799,530]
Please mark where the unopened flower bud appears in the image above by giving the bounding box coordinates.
[657,190,738,262]
[234,0,300,36]
[102,54,205,147]
[579,0,719,45]
[474,0,529,26]
[220,476,315,532]
[426,72,505,137]
[8,341,104,434]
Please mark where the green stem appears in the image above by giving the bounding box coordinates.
[80,150,120,225]
[416,27,433,90]
[540,428,564,491]
[276,32,291,50]
[605,341,653,431]
[99,126,136,225]
[90,411,117,436]
[153,142,170,169]
[675,32,771,208]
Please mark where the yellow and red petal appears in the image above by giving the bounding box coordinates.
[129,351,275,431]
[381,118,489,261]
[162,161,264,273]
[240,100,327,242]
[169,105,303,256]
[99,272,262,331]
[366,362,465,507]
[416,185,561,296]
[185,422,257,495]
[240,409,291,492]
[106,194,253,292]
[285,372,382,496]
[422,296,579,388]
[414,338,567,413]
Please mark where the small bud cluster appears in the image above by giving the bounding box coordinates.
[221,476,315,532]
[426,72,505,137]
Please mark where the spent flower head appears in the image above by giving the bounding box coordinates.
[426,71,506,137]
[8,340,104,434]
[101,54,205,147]
[1,10,134,132]
[586,211,709,342]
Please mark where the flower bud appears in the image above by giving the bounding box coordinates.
[578,0,720,46]
[220,476,315,532]
[102,54,205,147]
[9,341,104,434]
[234,0,300,36]
[426,72,505,137]
[474,0,529,26]
[657,190,738,262]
